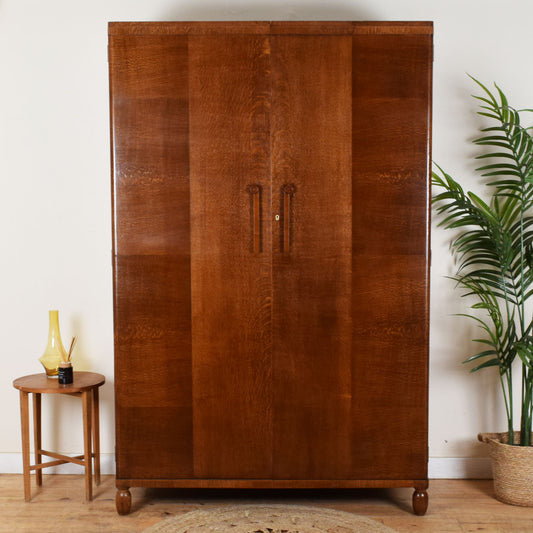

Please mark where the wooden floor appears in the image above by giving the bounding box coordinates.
[2,475,533,532]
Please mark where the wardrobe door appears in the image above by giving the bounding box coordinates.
[270,34,353,479]
[189,34,273,478]
[110,33,193,479]
[350,32,431,479]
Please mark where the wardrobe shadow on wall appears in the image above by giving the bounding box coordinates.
[160,2,378,21]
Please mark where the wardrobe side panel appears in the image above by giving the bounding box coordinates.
[110,34,193,479]
[351,33,431,479]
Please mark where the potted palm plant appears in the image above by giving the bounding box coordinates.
[432,77,533,506]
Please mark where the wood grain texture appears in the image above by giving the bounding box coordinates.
[110,34,190,256]
[32,394,42,487]
[114,255,192,479]
[271,21,432,34]
[350,33,431,479]
[109,21,271,35]
[4,477,532,533]
[113,478,427,489]
[115,488,131,515]
[13,373,105,393]
[92,388,101,486]
[13,373,104,503]
[109,21,433,36]
[270,21,354,34]
[81,390,93,501]
[110,31,194,482]
[19,391,31,501]
[271,35,353,480]
[189,34,273,478]
[413,488,429,515]
[113,256,191,408]
[351,21,433,34]
[109,21,432,511]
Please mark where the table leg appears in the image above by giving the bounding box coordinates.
[81,390,93,502]
[92,387,101,486]
[19,391,31,501]
[32,393,42,487]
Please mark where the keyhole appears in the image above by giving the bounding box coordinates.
[275,214,280,221]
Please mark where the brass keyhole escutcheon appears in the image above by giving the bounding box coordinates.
[275,215,280,221]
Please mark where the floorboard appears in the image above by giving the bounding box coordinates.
[2,476,533,532]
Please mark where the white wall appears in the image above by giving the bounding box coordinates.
[1,0,532,477]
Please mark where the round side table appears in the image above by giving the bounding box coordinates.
[13,371,105,502]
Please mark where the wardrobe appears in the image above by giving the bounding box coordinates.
[109,21,432,515]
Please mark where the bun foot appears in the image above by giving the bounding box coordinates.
[413,488,428,515]
[116,488,131,515]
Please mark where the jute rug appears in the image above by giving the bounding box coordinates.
[142,504,397,533]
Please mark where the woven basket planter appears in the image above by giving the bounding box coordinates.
[479,432,533,506]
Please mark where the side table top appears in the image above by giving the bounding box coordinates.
[13,372,105,393]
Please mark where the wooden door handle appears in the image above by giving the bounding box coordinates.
[247,184,262,253]
[282,184,296,253]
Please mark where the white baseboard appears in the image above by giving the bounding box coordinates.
[428,457,492,479]
[0,454,491,479]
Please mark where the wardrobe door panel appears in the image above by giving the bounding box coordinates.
[189,35,273,478]
[351,34,431,479]
[271,35,353,479]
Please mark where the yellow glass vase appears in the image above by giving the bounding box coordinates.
[39,310,68,376]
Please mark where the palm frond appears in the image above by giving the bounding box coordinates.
[434,76,533,444]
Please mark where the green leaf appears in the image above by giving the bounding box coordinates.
[463,349,499,364]
[517,343,533,369]
[469,358,501,372]
[478,111,502,121]
[475,152,518,161]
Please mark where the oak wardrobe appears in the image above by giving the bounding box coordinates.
[109,21,432,515]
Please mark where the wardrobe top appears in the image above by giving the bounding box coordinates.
[108,21,433,36]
